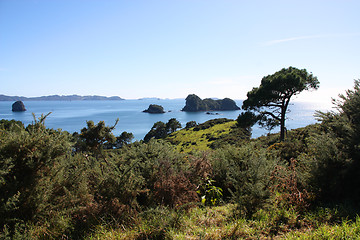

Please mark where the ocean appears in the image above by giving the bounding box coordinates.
[0,99,332,140]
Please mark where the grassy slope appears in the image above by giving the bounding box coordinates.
[167,120,236,152]
[87,204,360,239]
[167,119,250,153]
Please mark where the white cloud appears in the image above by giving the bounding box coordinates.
[264,33,360,46]
[265,35,324,46]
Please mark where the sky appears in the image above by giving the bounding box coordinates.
[1,0,359,104]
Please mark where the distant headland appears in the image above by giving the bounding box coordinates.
[0,94,124,101]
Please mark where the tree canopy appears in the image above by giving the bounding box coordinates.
[144,118,182,142]
[76,119,118,153]
[242,67,319,140]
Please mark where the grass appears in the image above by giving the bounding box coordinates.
[86,204,360,239]
[167,121,237,153]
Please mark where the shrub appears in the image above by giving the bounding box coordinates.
[211,144,279,216]
[119,140,199,208]
[309,80,360,202]
[75,119,118,154]
[0,116,71,235]
[269,158,313,213]
[153,160,199,208]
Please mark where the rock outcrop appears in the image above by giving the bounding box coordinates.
[182,94,240,112]
[12,101,26,112]
[143,104,165,113]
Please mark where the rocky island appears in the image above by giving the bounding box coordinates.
[12,101,26,112]
[181,94,240,112]
[143,104,165,113]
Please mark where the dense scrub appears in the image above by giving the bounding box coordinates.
[2,81,360,239]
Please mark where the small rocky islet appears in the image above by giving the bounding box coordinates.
[12,101,26,112]
[143,104,165,113]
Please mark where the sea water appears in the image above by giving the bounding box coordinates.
[0,99,332,140]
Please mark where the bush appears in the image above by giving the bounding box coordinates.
[211,144,279,216]
[269,158,313,213]
[119,140,199,208]
[0,117,71,235]
[309,80,360,203]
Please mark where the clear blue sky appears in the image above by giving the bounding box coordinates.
[1,0,359,103]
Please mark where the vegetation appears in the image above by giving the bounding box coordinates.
[242,67,319,141]
[167,118,250,152]
[144,118,182,142]
[2,77,360,239]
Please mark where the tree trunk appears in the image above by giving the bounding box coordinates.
[280,106,286,141]
[280,97,291,141]
[280,117,285,141]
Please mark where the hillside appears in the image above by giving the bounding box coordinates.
[2,81,360,239]
[167,118,249,152]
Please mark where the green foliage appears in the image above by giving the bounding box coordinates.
[116,140,200,208]
[236,111,258,133]
[309,80,360,202]
[0,119,24,131]
[117,131,134,147]
[211,144,279,216]
[193,118,232,131]
[0,115,71,235]
[321,79,360,159]
[243,67,319,141]
[105,131,134,149]
[144,118,182,142]
[167,119,245,152]
[134,207,175,239]
[285,215,360,239]
[185,120,197,129]
[4,79,360,238]
[144,121,168,142]
[166,118,182,133]
[76,119,118,154]
[87,203,360,239]
[303,131,346,201]
[197,178,223,206]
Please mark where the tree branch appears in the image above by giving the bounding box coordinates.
[261,111,281,121]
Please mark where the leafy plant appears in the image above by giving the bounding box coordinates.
[197,178,223,206]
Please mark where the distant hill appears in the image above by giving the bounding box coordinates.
[138,97,161,100]
[0,94,124,101]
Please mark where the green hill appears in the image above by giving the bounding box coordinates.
[167,118,250,152]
